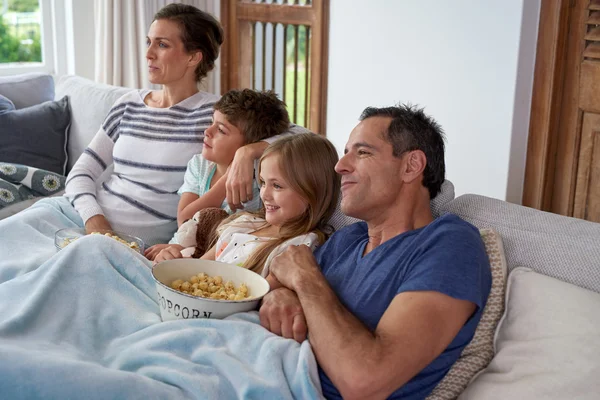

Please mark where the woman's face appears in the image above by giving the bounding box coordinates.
[146,19,199,85]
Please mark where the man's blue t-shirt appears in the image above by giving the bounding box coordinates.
[315,213,492,400]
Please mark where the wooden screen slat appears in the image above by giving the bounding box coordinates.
[584,42,600,59]
[271,23,277,91]
[293,24,300,123]
[283,23,287,104]
[588,11,600,24]
[308,0,328,134]
[304,26,311,127]
[590,0,600,11]
[237,3,314,26]
[585,26,600,41]
[262,22,267,90]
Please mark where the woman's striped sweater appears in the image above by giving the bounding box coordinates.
[64,90,220,246]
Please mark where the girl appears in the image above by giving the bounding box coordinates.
[144,89,290,260]
[154,133,341,278]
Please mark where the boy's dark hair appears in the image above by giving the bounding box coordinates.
[215,89,290,143]
[154,4,223,83]
[360,104,446,199]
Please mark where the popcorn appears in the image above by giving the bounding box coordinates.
[61,231,140,250]
[171,273,250,301]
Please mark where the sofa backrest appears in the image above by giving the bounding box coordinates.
[328,179,456,231]
[441,194,600,293]
[54,75,131,173]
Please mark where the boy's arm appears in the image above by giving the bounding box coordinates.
[226,128,312,210]
[226,142,268,211]
[177,175,227,226]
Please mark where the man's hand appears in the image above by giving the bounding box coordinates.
[269,245,321,291]
[259,287,307,342]
[153,245,185,263]
[145,244,171,261]
[84,214,112,234]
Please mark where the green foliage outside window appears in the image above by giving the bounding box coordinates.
[0,16,41,63]
[8,0,38,13]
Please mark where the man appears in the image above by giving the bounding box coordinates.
[260,104,492,400]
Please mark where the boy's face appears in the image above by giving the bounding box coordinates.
[202,110,245,166]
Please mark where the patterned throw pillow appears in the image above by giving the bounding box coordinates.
[426,228,508,400]
[0,162,65,210]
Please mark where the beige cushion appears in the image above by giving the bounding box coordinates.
[459,267,600,399]
[427,228,507,400]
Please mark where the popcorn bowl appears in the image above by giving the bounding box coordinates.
[152,259,270,321]
[54,228,145,254]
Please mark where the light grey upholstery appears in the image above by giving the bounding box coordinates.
[441,194,600,294]
[54,75,131,173]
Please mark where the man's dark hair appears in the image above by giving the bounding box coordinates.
[154,4,224,83]
[215,89,290,144]
[360,104,446,199]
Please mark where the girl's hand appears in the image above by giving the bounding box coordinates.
[153,245,185,263]
[145,244,172,261]
[84,214,112,235]
[269,245,320,292]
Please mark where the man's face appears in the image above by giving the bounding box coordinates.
[334,116,406,220]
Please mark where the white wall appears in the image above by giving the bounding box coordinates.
[326,0,540,202]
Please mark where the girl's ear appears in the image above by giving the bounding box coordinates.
[402,150,427,184]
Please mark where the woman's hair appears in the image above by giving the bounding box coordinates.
[154,3,224,83]
[218,134,340,275]
[214,89,290,144]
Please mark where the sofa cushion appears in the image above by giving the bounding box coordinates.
[440,194,600,294]
[54,75,132,173]
[0,162,66,211]
[0,95,14,112]
[459,267,600,400]
[427,228,507,400]
[0,96,71,175]
[0,73,55,109]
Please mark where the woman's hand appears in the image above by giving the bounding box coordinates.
[226,142,269,211]
[145,244,172,261]
[84,214,112,234]
[153,245,185,263]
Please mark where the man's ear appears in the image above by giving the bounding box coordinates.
[189,51,203,67]
[402,150,427,184]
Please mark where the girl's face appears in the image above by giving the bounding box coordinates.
[202,110,245,166]
[259,154,309,228]
[146,19,198,85]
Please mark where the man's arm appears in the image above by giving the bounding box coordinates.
[267,246,475,400]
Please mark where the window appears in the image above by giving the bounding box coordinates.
[0,0,56,75]
[0,0,42,64]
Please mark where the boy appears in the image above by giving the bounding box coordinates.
[145,89,290,260]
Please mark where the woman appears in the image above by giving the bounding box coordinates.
[65,3,272,245]
[0,3,276,284]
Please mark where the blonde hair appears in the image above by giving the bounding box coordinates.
[218,134,340,275]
